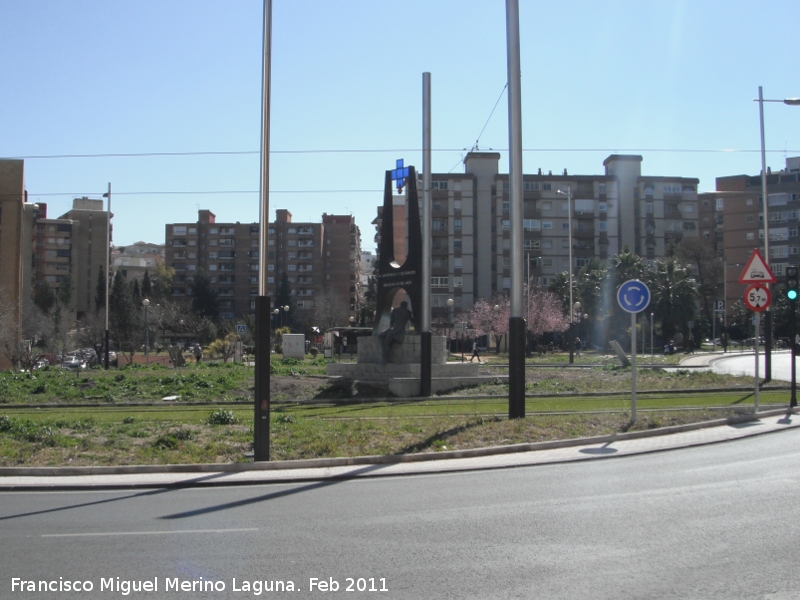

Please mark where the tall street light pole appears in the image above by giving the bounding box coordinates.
[102,183,111,370]
[557,186,574,363]
[505,0,526,419]
[756,87,800,383]
[142,298,150,365]
[254,0,273,462]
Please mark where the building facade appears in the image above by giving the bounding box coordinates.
[165,209,362,324]
[377,152,700,320]
[716,157,800,320]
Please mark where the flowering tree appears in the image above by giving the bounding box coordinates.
[526,287,569,338]
[468,295,509,353]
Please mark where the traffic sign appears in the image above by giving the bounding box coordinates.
[738,248,777,284]
[743,283,771,312]
[617,280,651,314]
[714,300,725,312]
[236,324,247,334]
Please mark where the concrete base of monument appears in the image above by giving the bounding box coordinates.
[327,335,506,397]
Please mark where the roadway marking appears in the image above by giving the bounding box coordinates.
[42,528,259,538]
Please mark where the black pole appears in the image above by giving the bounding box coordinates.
[764,309,772,383]
[509,316,526,419]
[104,329,110,370]
[420,331,432,397]
[791,301,797,408]
[254,295,271,461]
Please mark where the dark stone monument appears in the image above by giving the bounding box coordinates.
[374,162,422,337]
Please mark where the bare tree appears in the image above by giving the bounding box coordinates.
[310,288,351,331]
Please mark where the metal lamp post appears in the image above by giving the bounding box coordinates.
[571,301,581,360]
[273,308,279,328]
[283,305,289,330]
[493,304,500,354]
[447,298,454,354]
[557,186,574,363]
[756,87,800,382]
[142,298,150,365]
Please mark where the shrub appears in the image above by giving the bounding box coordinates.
[208,409,237,425]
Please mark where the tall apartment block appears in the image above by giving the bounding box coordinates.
[0,159,25,368]
[165,209,362,322]
[715,157,800,317]
[378,152,700,318]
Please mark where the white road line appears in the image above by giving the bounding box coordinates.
[42,528,259,538]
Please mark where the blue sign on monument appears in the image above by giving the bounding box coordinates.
[617,280,651,314]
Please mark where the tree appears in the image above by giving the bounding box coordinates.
[110,270,139,359]
[95,265,107,314]
[191,269,219,321]
[141,270,152,299]
[526,287,569,339]
[150,262,175,304]
[468,295,509,353]
[311,288,350,331]
[275,271,294,330]
[33,281,56,314]
[647,258,697,342]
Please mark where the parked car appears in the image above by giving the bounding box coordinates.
[60,356,86,371]
[33,358,49,370]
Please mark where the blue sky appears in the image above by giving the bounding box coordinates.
[3,0,800,250]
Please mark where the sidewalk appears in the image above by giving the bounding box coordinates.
[1,409,797,491]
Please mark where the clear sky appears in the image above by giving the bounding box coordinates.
[3,0,799,250]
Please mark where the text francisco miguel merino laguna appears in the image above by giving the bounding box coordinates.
[11,576,389,594]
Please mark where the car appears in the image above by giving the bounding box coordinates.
[60,356,86,371]
[33,358,49,370]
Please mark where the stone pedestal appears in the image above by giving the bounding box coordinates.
[327,335,506,397]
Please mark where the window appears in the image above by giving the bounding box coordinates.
[454,219,462,230]
[599,184,607,195]
[561,222,570,230]
[646,203,654,214]
[747,232,755,240]
[599,222,608,232]
[542,202,552,211]
[209,227,218,234]
[188,227,196,235]
[431,276,448,287]
[431,180,448,190]
[453,276,463,287]
[524,239,540,250]
[663,184,681,195]
[501,219,510,230]
[502,277,511,289]
[172,226,187,236]
[433,219,447,231]
[454,257,462,269]
[542,183,552,191]
[791,228,799,238]
[542,258,553,268]
[576,257,589,268]
[523,181,539,191]
[454,199,462,211]
[683,204,694,213]
[523,219,540,231]
[453,239,462,250]
[542,221,553,230]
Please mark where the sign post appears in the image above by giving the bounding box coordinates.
[617,280,651,423]
[739,251,777,414]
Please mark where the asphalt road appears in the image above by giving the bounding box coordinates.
[712,351,795,382]
[3,429,800,599]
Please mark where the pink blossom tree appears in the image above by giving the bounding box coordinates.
[468,295,510,353]
[526,286,569,339]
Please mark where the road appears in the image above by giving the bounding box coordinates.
[711,351,795,382]
[3,429,800,599]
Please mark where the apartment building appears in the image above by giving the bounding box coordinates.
[165,209,362,323]
[379,152,700,319]
[715,156,800,315]
[112,242,164,281]
[0,159,25,368]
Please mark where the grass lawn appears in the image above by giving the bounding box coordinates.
[0,353,789,467]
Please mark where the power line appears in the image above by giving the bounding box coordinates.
[24,189,384,198]
[9,147,800,160]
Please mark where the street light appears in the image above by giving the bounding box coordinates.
[142,298,150,365]
[493,304,500,354]
[570,301,581,362]
[102,183,111,369]
[756,87,800,382]
[283,305,290,330]
[557,186,575,363]
[447,298,454,354]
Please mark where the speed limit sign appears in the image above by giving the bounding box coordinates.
[743,283,771,312]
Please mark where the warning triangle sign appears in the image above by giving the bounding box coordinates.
[738,248,777,284]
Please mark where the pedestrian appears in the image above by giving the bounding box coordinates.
[470,338,482,363]
[193,343,203,364]
[574,336,582,356]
